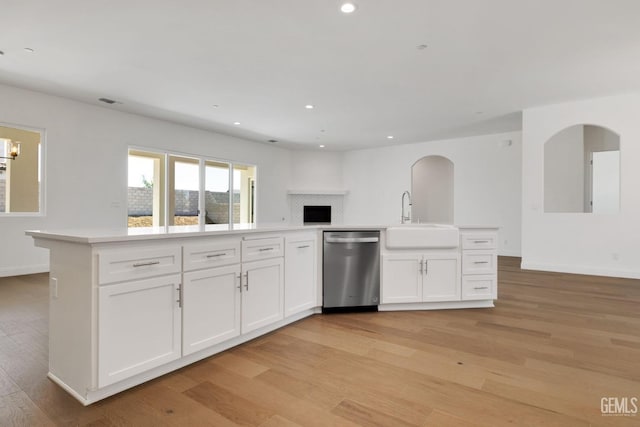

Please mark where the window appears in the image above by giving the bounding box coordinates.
[0,124,44,215]
[169,155,199,226]
[128,150,165,227]
[233,164,256,224]
[127,148,256,228]
[205,161,230,224]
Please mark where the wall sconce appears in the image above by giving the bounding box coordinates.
[1,140,21,160]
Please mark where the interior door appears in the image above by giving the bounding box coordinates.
[591,150,620,214]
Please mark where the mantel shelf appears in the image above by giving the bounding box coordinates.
[287,189,349,196]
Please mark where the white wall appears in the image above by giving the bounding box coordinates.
[522,93,640,278]
[343,132,522,256]
[289,150,344,191]
[0,84,291,276]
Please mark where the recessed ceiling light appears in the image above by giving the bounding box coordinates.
[268,139,278,143]
[212,104,219,108]
[475,111,483,115]
[319,144,325,148]
[340,3,357,13]
[387,135,394,139]
[305,104,314,109]
[320,129,325,133]
[416,44,428,50]
[23,47,35,53]
[233,121,241,125]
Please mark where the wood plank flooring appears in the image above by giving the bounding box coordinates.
[1,257,639,426]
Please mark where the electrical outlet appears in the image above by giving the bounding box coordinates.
[50,277,58,299]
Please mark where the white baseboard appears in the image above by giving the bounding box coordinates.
[0,264,49,278]
[498,250,521,257]
[520,261,640,280]
[379,300,494,312]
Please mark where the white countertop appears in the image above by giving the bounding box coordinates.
[26,223,498,244]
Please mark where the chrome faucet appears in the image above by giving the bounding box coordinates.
[401,190,412,224]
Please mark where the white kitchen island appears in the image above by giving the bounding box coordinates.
[27,223,497,405]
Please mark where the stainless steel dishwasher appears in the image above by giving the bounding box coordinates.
[323,230,380,311]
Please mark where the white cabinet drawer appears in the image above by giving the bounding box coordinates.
[462,250,497,275]
[242,237,284,262]
[461,234,497,250]
[98,246,181,285]
[462,275,496,300]
[183,240,241,272]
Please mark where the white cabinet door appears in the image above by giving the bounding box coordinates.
[381,254,423,303]
[98,274,182,387]
[241,258,284,334]
[182,265,241,356]
[284,237,317,317]
[422,256,460,302]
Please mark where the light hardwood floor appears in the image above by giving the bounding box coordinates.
[1,257,639,426]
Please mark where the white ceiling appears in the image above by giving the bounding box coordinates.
[1,0,640,150]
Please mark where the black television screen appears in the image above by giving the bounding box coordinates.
[303,205,331,224]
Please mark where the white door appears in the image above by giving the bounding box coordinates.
[182,265,241,356]
[381,254,423,304]
[98,274,182,387]
[284,238,317,317]
[422,256,460,302]
[241,258,284,333]
[591,150,620,214]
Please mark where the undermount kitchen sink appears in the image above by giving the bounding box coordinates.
[386,224,459,249]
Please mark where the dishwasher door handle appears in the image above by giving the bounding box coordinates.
[325,237,379,243]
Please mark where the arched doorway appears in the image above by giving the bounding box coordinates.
[411,155,454,223]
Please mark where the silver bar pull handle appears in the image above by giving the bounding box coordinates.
[133,261,160,268]
[473,261,489,264]
[473,286,489,290]
[206,253,226,258]
[258,247,274,252]
[244,272,249,291]
[418,259,423,274]
[297,245,310,249]
[176,284,182,308]
[325,237,379,243]
[237,275,242,292]
[473,240,490,243]
[424,259,428,275]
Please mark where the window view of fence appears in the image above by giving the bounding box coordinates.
[127,149,256,228]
